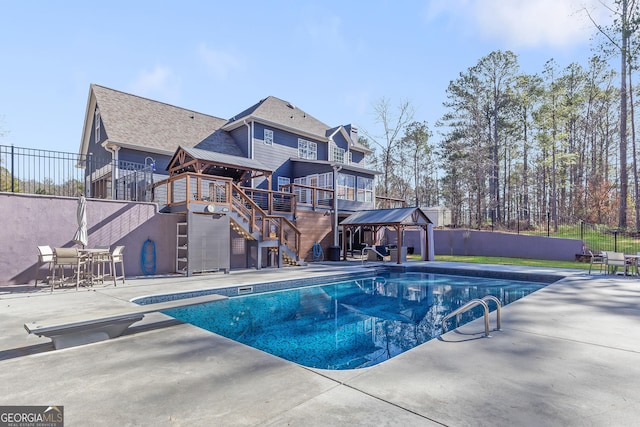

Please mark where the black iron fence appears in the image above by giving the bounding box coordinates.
[0,144,156,201]
[448,207,640,255]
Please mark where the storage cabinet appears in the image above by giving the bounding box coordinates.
[175,213,230,276]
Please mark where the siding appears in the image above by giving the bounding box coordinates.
[230,127,249,158]
[291,161,333,178]
[90,111,111,167]
[294,210,334,262]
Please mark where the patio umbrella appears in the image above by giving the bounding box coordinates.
[72,194,88,248]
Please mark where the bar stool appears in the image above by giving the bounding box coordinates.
[90,246,112,285]
[51,247,88,292]
[102,246,125,286]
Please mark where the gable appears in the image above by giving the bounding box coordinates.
[79,85,243,157]
[167,145,272,182]
[225,96,330,139]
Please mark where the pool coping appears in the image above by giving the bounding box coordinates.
[132,263,566,305]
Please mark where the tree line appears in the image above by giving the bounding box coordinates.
[363,0,640,232]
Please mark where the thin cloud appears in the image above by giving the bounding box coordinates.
[305,15,348,51]
[128,66,181,102]
[425,0,608,49]
[197,44,243,79]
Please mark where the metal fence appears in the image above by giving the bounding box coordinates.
[448,207,640,255]
[0,144,156,201]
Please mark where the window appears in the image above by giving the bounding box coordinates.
[294,177,309,203]
[316,172,333,200]
[316,172,332,190]
[330,146,351,164]
[332,146,345,163]
[94,107,101,144]
[277,176,290,192]
[264,129,273,146]
[337,173,356,201]
[294,173,333,204]
[298,138,317,160]
[357,177,373,202]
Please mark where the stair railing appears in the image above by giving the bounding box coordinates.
[230,183,301,261]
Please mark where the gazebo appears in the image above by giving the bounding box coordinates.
[340,207,434,264]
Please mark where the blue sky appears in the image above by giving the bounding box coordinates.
[0,0,611,154]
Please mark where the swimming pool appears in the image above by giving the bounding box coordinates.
[150,270,548,370]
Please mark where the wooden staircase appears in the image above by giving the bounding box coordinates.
[229,183,303,267]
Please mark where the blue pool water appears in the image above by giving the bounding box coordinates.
[161,271,547,370]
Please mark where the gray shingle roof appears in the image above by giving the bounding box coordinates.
[227,96,371,153]
[228,96,330,139]
[92,85,243,156]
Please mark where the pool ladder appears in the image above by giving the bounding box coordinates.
[441,295,502,338]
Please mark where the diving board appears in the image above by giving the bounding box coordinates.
[24,294,228,350]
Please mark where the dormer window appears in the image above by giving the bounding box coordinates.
[264,129,273,146]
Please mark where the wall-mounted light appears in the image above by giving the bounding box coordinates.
[145,156,156,172]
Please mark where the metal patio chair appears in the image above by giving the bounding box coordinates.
[34,245,55,286]
[588,250,605,275]
[604,251,627,275]
[51,247,88,292]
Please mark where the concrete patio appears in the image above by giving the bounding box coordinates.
[1,262,640,426]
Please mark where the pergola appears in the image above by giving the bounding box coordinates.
[340,207,433,264]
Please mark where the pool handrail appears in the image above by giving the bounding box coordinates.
[480,295,502,331]
[441,298,491,337]
[361,246,387,263]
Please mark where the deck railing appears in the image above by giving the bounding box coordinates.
[281,183,333,210]
[155,173,297,216]
[153,172,233,210]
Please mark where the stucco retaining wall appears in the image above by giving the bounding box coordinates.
[400,229,582,261]
[432,229,583,261]
[0,193,182,286]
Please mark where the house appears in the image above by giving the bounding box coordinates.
[78,84,393,272]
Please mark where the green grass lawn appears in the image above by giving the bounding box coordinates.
[407,254,591,270]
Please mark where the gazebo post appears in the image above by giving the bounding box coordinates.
[342,224,347,261]
[396,225,403,264]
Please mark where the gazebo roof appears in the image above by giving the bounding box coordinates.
[166,145,272,182]
[341,207,433,228]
